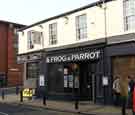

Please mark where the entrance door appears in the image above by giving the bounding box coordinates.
[79,62,95,101]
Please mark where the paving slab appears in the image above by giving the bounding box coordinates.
[0,94,132,115]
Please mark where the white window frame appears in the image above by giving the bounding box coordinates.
[76,14,87,40]
[49,23,57,45]
[27,30,42,49]
[123,0,135,31]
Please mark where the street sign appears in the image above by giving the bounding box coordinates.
[23,88,33,97]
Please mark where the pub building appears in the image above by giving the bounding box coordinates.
[44,34,135,103]
[18,39,106,103]
[17,0,135,104]
[45,42,103,102]
[18,33,135,104]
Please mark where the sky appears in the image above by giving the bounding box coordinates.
[0,0,97,25]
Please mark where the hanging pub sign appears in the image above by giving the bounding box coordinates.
[46,50,101,63]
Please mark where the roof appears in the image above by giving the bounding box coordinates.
[0,20,26,27]
[19,0,113,31]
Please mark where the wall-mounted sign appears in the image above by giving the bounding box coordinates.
[102,76,108,86]
[39,75,45,86]
[68,75,73,88]
[64,76,68,88]
[46,50,101,63]
[64,68,68,75]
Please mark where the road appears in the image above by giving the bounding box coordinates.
[0,103,91,115]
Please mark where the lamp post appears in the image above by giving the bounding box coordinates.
[103,0,107,44]
[39,51,47,106]
[97,0,108,104]
[102,0,107,105]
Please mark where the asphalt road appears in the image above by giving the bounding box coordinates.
[0,103,88,115]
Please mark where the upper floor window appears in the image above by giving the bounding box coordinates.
[13,33,18,54]
[124,0,135,31]
[27,30,42,49]
[76,14,87,40]
[13,28,19,62]
[49,23,57,45]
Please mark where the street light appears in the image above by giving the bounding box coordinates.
[97,0,108,104]
[97,0,107,40]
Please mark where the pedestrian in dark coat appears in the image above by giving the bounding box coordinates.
[128,76,135,108]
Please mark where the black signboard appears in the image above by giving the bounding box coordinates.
[46,50,101,63]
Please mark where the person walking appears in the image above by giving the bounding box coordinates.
[113,76,120,106]
[133,84,135,115]
[119,75,129,115]
[127,76,135,108]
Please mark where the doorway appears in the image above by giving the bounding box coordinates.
[79,61,96,101]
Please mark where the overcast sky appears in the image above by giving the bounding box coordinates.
[0,0,97,25]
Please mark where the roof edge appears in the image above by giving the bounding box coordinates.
[19,0,113,31]
[0,20,26,27]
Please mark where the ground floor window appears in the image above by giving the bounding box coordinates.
[64,63,79,93]
[27,62,40,79]
[112,56,135,99]
[112,56,135,79]
[47,61,100,101]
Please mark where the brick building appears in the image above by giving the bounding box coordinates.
[0,20,25,86]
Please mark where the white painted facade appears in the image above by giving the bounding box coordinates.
[18,0,135,54]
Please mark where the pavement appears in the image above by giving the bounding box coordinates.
[0,93,133,115]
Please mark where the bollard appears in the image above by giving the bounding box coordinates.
[75,98,79,110]
[121,96,126,115]
[1,89,5,100]
[74,88,79,111]
[16,86,19,95]
[20,90,23,102]
[43,95,46,106]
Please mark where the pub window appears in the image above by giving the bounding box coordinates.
[76,14,87,40]
[64,64,79,93]
[27,62,40,79]
[49,23,57,45]
[27,30,42,49]
[64,68,73,89]
[123,0,135,31]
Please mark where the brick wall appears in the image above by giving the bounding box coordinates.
[0,23,8,74]
[7,25,23,86]
[0,22,24,86]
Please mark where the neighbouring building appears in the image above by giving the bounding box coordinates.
[18,0,135,104]
[0,20,25,87]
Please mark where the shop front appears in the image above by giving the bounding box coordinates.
[45,44,106,102]
[106,42,135,101]
[17,52,43,95]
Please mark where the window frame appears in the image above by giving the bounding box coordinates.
[27,30,42,49]
[76,14,87,40]
[123,0,135,31]
[49,23,57,45]
[26,62,40,79]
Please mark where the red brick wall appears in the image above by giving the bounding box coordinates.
[0,23,8,74]
[7,25,23,86]
[0,22,24,86]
